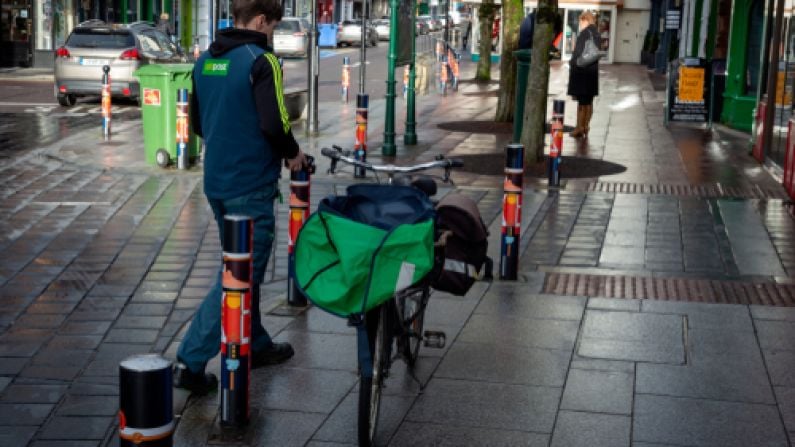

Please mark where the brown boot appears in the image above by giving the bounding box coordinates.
[582,105,593,136]
[570,105,585,138]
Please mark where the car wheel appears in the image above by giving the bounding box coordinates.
[155,149,170,168]
[57,94,76,107]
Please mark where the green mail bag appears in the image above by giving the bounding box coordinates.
[294,184,435,317]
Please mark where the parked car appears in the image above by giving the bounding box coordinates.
[273,17,310,57]
[416,19,430,35]
[337,20,378,47]
[418,16,439,32]
[373,19,390,40]
[54,21,185,107]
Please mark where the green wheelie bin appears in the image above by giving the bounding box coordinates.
[134,64,202,168]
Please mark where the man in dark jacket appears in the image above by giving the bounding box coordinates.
[173,0,305,394]
[518,11,534,50]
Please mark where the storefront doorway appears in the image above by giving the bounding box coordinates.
[1,0,32,67]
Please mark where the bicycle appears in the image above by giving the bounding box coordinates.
[319,146,463,446]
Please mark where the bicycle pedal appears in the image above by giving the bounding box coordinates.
[423,330,446,349]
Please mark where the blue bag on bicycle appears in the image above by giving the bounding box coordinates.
[294,184,436,317]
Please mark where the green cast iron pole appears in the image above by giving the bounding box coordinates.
[405,1,418,146]
[382,0,400,156]
[512,49,531,143]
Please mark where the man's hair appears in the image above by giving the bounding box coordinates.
[579,11,596,25]
[233,0,283,25]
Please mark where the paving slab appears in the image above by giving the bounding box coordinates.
[550,411,631,447]
[312,392,414,445]
[249,367,357,414]
[38,415,112,440]
[578,309,685,364]
[405,378,560,433]
[0,403,54,425]
[389,421,549,447]
[641,300,754,332]
[756,320,795,351]
[775,387,795,433]
[763,350,795,387]
[560,368,633,415]
[474,292,586,321]
[633,394,788,446]
[458,313,580,351]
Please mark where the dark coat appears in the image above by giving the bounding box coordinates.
[567,24,600,99]
[518,13,535,49]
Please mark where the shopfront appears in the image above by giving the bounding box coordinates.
[1,0,32,66]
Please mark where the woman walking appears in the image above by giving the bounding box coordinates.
[568,11,600,138]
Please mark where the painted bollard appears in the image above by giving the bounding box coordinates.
[175,88,189,170]
[341,56,351,103]
[119,354,173,446]
[548,99,565,187]
[439,55,448,96]
[447,49,460,91]
[403,65,409,99]
[220,215,253,427]
[354,93,369,178]
[102,65,111,140]
[500,144,524,280]
[288,155,315,307]
[436,40,444,61]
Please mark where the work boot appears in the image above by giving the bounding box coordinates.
[570,105,585,138]
[173,362,218,396]
[251,341,295,369]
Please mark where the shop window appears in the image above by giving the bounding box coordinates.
[713,0,731,58]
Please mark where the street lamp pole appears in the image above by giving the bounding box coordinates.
[359,0,369,93]
[404,1,417,146]
[306,0,319,135]
[382,0,399,156]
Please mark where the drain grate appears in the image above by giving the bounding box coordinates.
[542,272,795,306]
[580,182,787,199]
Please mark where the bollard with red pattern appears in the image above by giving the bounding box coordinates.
[287,155,315,307]
[354,93,369,178]
[342,56,351,103]
[500,144,524,280]
[102,65,111,140]
[548,100,564,187]
[175,88,189,170]
[220,215,253,427]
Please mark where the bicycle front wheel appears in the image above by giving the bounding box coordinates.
[401,287,429,367]
[358,304,389,447]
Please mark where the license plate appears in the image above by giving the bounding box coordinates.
[80,58,110,66]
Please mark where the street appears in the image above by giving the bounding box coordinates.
[0,49,794,447]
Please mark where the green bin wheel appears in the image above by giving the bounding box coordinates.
[155,149,170,168]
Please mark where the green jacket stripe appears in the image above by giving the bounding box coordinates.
[264,53,291,134]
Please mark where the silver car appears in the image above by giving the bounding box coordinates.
[54,21,184,107]
[337,20,378,47]
[373,19,390,41]
[273,17,310,57]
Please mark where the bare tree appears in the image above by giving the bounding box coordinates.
[520,0,557,164]
[475,1,498,82]
[495,0,523,122]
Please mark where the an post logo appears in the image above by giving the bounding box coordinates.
[203,59,230,76]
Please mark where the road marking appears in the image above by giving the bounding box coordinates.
[0,102,56,106]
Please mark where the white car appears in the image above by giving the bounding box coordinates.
[273,17,310,57]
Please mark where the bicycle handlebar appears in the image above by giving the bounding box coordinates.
[321,146,463,175]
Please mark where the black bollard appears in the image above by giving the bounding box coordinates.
[500,144,524,280]
[119,354,173,446]
[548,100,565,187]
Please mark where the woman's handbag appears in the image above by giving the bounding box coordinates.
[576,30,604,67]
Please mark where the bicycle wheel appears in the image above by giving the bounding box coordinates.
[358,305,389,447]
[400,287,429,367]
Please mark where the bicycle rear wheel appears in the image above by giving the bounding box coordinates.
[358,305,389,446]
[400,287,429,367]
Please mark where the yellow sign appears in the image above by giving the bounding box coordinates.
[678,67,704,103]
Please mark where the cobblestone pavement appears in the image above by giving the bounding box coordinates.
[0,60,794,446]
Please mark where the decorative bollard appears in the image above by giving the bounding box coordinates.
[220,215,253,427]
[287,155,315,307]
[193,39,201,60]
[119,354,173,446]
[436,39,444,62]
[101,65,111,141]
[403,65,409,99]
[354,93,369,178]
[176,89,189,170]
[500,144,524,280]
[548,100,564,187]
[341,56,351,103]
[439,54,448,96]
[447,48,460,91]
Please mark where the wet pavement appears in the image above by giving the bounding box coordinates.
[0,59,794,446]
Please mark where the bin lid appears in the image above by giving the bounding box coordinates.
[134,63,195,78]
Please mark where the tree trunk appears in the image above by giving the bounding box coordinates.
[495,0,523,122]
[476,1,497,82]
[520,1,557,164]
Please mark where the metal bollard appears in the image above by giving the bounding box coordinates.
[101,65,111,141]
[447,48,460,91]
[354,93,369,178]
[287,155,315,307]
[548,100,564,187]
[403,65,409,99]
[193,38,200,60]
[176,89,189,170]
[500,144,524,280]
[341,56,351,103]
[436,39,444,62]
[220,215,253,427]
[119,354,173,446]
[439,55,448,96]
